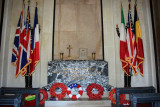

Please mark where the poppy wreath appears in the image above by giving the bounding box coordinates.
[50,83,67,100]
[39,89,48,105]
[108,88,130,105]
[86,83,104,100]
[67,83,83,100]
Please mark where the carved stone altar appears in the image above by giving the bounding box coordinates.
[42,60,112,92]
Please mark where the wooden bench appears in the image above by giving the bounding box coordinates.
[130,93,160,107]
[0,95,22,107]
[115,86,156,107]
[0,87,40,107]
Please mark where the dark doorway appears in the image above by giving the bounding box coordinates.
[150,0,160,92]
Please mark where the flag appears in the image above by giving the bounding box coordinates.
[134,4,144,76]
[30,6,40,75]
[21,5,32,76]
[15,1,31,78]
[120,4,129,75]
[126,1,138,75]
[11,14,21,66]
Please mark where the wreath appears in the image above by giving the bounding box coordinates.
[39,89,48,105]
[108,88,130,105]
[50,83,67,100]
[67,83,83,100]
[86,83,104,100]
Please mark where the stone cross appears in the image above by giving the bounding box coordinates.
[67,45,72,57]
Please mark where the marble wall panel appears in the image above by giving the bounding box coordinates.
[56,0,78,4]
[54,0,103,60]
[54,31,60,59]
[57,0,99,5]
[60,4,77,31]
[83,0,99,5]
[55,31,78,59]
[96,3,102,31]
[77,31,102,59]
[54,4,60,32]
[77,4,97,32]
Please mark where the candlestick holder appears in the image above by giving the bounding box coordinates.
[92,53,96,60]
[60,53,64,60]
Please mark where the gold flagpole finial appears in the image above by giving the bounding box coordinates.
[36,2,38,7]
[28,0,30,7]
[135,0,137,6]
[121,2,122,8]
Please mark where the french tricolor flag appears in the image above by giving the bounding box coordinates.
[30,6,40,75]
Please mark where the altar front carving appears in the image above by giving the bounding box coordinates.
[43,60,112,92]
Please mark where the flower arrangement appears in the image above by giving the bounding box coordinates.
[67,83,83,100]
[50,83,67,100]
[108,88,130,105]
[39,89,48,105]
[86,83,104,100]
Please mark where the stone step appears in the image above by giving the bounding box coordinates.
[45,98,111,107]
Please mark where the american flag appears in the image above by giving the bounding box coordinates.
[126,1,138,75]
[21,5,32,76]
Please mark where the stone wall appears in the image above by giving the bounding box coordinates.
[0,0,157,89]
[54,0,103,60]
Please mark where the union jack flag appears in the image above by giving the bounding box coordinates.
[11,14,21,66]
[14,1,31,78]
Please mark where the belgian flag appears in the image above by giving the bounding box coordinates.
[134,3,144,76]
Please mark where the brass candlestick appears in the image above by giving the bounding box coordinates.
[92,53,96,60]
[60,53,64,60]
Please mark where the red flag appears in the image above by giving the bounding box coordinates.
[30,7,40,75]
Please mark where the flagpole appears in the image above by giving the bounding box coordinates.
[124,0,132,87]
[124,22,132,88]
[127,0,132,87]
[25,0,32,88]
[135,0,137,6]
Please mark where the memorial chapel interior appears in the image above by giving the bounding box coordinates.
[0,0,160,107]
